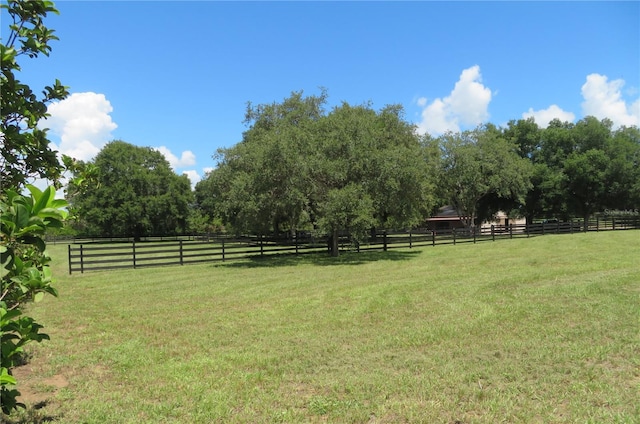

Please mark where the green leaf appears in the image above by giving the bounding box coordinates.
[25,233,46,254]
[0,308,22,323]
[14,204,30,229]
[33,292,44,303]
[0,367,17,386]
[26,184,43,201]
[38,207,67,220]
[31,185,54,214]
[51,198,68,209]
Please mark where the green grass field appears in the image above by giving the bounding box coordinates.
[8,231,640,423]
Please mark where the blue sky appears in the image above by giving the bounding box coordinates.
[4,1,639,186]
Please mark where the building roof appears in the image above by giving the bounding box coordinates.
[426,205,470,221]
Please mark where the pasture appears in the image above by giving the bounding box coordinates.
[8,231,640,423]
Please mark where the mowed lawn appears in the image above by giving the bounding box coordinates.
[10,231,640,423]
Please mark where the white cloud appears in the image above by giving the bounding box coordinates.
[416,65,492,135]
[154,146,196,169]
[581,73,639,127]
[522,105,576,128]
[39,92,117,161]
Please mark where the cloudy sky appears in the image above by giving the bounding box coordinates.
[4,1,638,187]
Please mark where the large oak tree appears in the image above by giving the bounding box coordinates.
[196,91,434,255]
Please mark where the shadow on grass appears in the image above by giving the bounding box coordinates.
[215,249,421,269]
[2,402,59,424]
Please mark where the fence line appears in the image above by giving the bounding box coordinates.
[67,217,640,274]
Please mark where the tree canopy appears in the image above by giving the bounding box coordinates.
[511,116,640,224]
[196,91,434,255]
[432,125,533,228]
[69,141,193,239]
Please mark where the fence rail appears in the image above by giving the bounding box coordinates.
[67,217,640,273]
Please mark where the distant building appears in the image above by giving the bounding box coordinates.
[480,210,526,230]
[425,206,468,231]
[426,206,525,231]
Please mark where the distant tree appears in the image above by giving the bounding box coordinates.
[201,90,326,235]
[312,102,432,255]
[526,119,576,220]
[368,105,434,229]
[502,117,541,159]
[561,118,640,226]
[502,118,569,224]
[563,148,609,228]
[199,91,434,255]
[528,117,640,224]
[520,162,566,223]
[435,126,533,229]
[605,126,640,209]
[69,141,192,239]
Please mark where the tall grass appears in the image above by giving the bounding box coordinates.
[9,231,640,423]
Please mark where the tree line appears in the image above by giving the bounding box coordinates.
[66,90,640,256]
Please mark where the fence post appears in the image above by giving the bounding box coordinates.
[526,222,530,238]
[260,234,264,256]
[596,218,599,232]
[491,225,495,242]
[509,224,513,239]
[295,231,299,255]
[383,231,388,252]
[432,230,435,247]
[473,227,476,244]
[612,217,616,230]
[409,231,412,249]
[556,221,560,234]
[132,241,136,268]
[179,240,183,265]
[570,219,573,234]
[68,244,72,274]
[80,244,84,274]
[453,228,456,245]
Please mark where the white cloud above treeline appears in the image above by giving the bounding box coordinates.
[416,65,492,135]
[153,147,201,188]
[154,146,196,169]
[524,73,639,128]
[522,105,576,128]
[416,66,639,133]
[39,92,117,161]
[580,73,639,127]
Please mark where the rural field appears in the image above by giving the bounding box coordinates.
[7,231,640,423]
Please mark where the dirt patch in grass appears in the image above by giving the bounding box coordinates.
[12,363,68,407]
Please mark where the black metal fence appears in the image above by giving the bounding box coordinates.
[67,217,640,274]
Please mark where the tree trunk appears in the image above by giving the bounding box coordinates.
[330,228,340,257]
[583,213,590,232]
